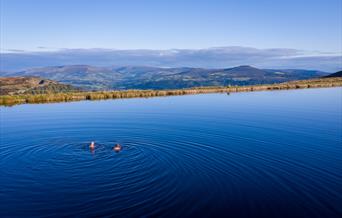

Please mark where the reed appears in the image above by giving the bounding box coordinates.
[1,78,341,106]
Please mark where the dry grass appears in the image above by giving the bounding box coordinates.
[1,77,341,106]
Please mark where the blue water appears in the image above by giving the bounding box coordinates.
[0,88,341,217]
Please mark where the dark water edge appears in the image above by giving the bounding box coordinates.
[0,87,341,217]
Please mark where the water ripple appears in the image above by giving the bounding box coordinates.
[1,88,341,217]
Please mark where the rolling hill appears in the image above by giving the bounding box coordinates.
[0,65,329,90]
[0,77,81,95]
[324,71,342,78]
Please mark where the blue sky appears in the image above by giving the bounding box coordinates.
[1,0,341,52]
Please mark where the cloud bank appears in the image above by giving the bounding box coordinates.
[1,46,341,72]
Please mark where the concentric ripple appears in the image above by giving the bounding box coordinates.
[0,88,342,217]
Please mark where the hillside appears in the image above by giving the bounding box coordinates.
[1,77,341,106]
[324,71,342,78]
[0,77,81,95]
[0,65,328,90]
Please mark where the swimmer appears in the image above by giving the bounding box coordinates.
[89,141,95,150]
[113,144,122,152]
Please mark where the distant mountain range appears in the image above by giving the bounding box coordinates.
[0,65,330,90]
[0,77,80,95]
[1,47,341,72]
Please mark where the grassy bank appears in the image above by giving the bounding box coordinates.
[1,77,341,106]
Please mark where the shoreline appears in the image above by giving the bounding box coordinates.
[1,77,341,106]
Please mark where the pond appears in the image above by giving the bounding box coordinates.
[0,88,341,217]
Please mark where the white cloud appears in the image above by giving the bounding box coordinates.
[1,46,341,72]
